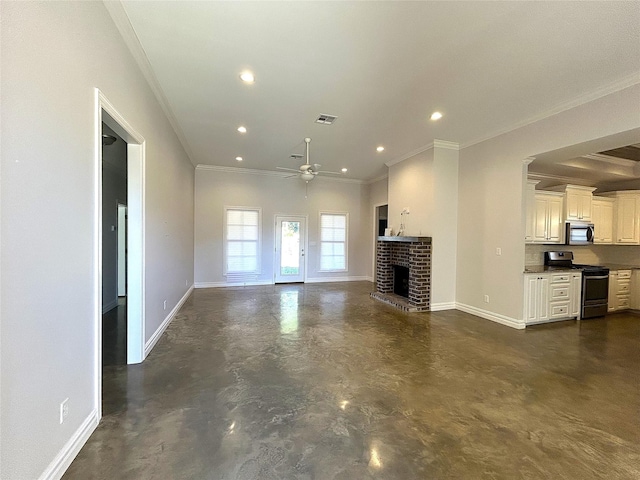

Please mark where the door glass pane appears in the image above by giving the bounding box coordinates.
[280,221,300,275]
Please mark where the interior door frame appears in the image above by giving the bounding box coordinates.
[95,89,146,421]
[274,214,308,283]
[372,202,388,283]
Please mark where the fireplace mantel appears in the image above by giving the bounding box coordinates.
[377,236,432,243]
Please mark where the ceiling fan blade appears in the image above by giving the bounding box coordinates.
[316,170,343,175]
[284,174,298,179]
[277,167,300,173]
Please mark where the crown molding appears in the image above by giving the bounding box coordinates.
[196,165,365,184]
[365,174,389,185]
[462,72,640,150]
[523,157,536,166]
[385,139,459,168]
[103,0,197,166]
[582,153,637,168]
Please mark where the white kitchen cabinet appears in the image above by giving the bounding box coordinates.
[601,191,640,245]
[591,197,614,244]
[524,180,539,242]
[524,272,580,325]
[607,270,631,313]
[631,270,640,310]
[564,185,595,222]
[531,192,563,244]
[570,272,582,317]
[608,271,618,312]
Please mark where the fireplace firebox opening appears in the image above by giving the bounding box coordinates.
[393,265,409,298]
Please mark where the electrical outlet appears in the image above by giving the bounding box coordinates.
[163,300,167,310]
[496,247,502,256]
[484,295,490,303]
[60,398,69,424]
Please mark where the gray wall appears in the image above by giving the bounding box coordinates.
[195,168,371,285]
[0,2,195,478]
[456,84,640,323]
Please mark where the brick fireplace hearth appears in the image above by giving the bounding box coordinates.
[370,236,432,312]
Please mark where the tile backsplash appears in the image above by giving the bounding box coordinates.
[525,244,640,266]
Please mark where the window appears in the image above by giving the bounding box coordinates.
[225,207,261,274]
[320,212,348,271]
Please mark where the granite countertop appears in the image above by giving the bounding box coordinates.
[600,264,640,271]
[524,264,640,274]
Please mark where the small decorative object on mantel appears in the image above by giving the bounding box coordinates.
[384,227,393,236]
[397,208,410,236]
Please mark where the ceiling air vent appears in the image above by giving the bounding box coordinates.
[315,114,338,125]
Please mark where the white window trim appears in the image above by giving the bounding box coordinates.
[223,206,262,275]
[318,211,349,273]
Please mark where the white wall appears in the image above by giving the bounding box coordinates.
[457,84,640,324]
[387,143,459,309]
[0,2,195,479]
[195,168,370,285]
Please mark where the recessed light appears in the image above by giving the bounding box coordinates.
[239,71,254,83]
[430,111,443,121]
[341,168,348,173]
[235,156,243,161]
[376,146,385,152]
[237,126,247,133]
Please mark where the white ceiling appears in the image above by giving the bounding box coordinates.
[115,1,640,181]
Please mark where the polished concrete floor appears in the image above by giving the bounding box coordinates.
[65,282,640,479]
[103,297,127,366]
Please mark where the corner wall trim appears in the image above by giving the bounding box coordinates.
[430,302,456,311]
[144,285,194,358]
[38,409,99,480]
[455,303,525,329]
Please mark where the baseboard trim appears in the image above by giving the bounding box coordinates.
[101,299,118,314]
[38,409,99,480]
[430,302,456,311]
[305,276,371,283]
[455,303,525,330]
[144,286,194,358]
[194,280,273,288]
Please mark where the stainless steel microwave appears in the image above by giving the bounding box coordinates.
[566,222,595,245]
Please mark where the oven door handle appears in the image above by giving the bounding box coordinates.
[584,275,609,280]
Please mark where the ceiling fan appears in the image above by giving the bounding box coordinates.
[277,137,343,182]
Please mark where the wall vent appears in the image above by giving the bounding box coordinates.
[315,114,338,125]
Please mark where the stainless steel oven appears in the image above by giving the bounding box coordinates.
[580,268,609,318]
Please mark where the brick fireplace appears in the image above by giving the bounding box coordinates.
[370,236,432,312]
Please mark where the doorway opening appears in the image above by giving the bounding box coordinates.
[275,215,307,283]
[96,89,145,419]
[372,204,388,283]
[102,125,128,367]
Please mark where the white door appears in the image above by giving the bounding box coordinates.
[275,216,306,283]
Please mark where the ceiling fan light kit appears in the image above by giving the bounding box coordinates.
[276,137,344,184]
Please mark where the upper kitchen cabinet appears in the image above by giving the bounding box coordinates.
[524,180,539,242]
[591,197,614,244]
[530,191,563,244]
[548,185,596,222]
[601,191,640,244]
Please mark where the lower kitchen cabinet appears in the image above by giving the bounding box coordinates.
[524,272,581,325]
[631,270,640,310]
[609,270,633,312]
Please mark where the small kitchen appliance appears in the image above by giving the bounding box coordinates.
[544,251,609,319]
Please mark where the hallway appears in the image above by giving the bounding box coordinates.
[65,282,640,479]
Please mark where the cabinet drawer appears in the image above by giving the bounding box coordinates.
[617,296,630,309]
[550,285,570,300]
[550,274,571,284]
[617,282,630,294]
[618,270,632,279]
[550,302,570,318]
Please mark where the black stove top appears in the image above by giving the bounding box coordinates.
[544,252,609,274]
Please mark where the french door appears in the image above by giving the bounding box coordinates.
[275,215,306,283]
